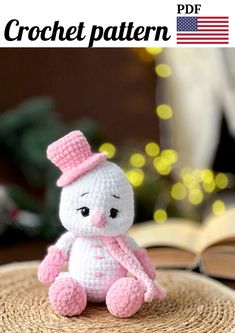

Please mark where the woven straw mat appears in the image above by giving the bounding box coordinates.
[0,262,235,333]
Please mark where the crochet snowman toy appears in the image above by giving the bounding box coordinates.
[38,131,166,318]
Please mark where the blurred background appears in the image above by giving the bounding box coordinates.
[0,47,235,265]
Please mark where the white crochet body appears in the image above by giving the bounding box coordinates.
[56,161,138,302]
[68,237,126,302]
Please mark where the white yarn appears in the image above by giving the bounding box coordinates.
[55,160,138,302]
[55,231,75,252]
[59,161,134,237]
[68,237,126,302]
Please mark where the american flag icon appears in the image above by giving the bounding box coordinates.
[177,16,229,44]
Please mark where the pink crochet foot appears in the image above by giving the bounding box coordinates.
[49,277,87,316]
[106,277,144,318]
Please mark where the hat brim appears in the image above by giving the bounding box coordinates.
[56,152,107,187]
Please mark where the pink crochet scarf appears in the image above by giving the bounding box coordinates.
[102,235,154,293]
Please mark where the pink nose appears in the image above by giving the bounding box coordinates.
[91,212,106,228]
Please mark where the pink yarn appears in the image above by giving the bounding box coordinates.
[94,255,105,259]
[134,248,156,280]
[49,277,87,316]
[38,237,165,317]
[37,246,68,284]
[106,277,144,318]
[93,272,103,277]
[154,283,167,300]
[91,212,106,228]
[47,131,107,187]
[102,236,165,302]
[38,130,166,318]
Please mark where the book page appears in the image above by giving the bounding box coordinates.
[200,244,235,279]
[147,247,198,269]
[128,219,202,254]
[200,208,235,252]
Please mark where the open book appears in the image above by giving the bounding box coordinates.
[128,208,235,279]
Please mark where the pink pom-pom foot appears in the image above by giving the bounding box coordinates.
[106,277,144,318]
[49,277,87,316]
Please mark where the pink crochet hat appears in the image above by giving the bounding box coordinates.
[47,131,107,187]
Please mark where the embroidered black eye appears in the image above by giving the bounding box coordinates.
[77,207,90,217]
[110,208,119,218]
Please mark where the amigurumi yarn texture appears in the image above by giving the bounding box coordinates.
[38,131,166,318]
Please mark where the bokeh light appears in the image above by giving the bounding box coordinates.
[153,156,172,175]
[155,64,172,78]
[161,149,178,164]
[200,169,214,183]
[154,209,167,223]
[182,171,197,189]
[188,188,203,205]
[156,104,173,120]
[203,180,216,193]
[212,200,226,216]
[192,169,202,182]
[145,47,163,56]
[181,167,193,178]
[145,142,160,157]
[125,169,144,187]
[99,143,116,159]
[129,153,146,168]
[215,173,229,189]
[171,183,187,200]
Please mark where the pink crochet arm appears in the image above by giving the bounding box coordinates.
[38,232,74,284]
[38,246,68,284]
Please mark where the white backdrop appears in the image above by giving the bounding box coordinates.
[160,48,235,168]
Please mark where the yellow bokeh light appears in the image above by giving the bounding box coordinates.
[99,143,116,159]
[188,189,203,205]
[200,169,214,183]
[153,156,172,175]
[182,173,197,189]
[212,200,226,216]
[181,167,193,178]
[155,64,172,78]
[145,47,163,56]
[129,153,146,168]
[156,104,173,120]
[203,180,216,193]
[215,173,229,189]
[193,169,202,181]
[125,169,144,187]
[161,149,178,164]
[171,183,187,201]
[154,209,167,223]
[145,142,160,157]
